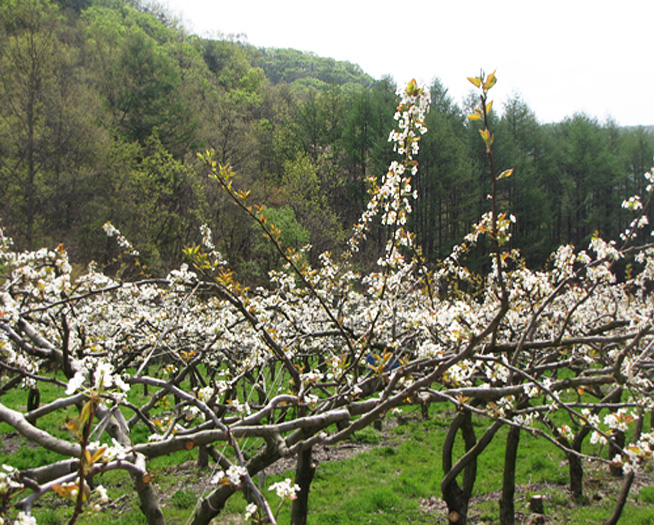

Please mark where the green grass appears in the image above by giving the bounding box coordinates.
[351,426,384,444]
[2,381,654,523]
[639,486,654,504]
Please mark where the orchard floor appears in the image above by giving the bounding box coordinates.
[3,413,654,524]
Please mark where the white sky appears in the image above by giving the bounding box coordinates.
[163,0,654,126]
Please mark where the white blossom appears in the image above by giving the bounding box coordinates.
[244,502,258,521]
[14,512,37,525]
[269,478,300,500]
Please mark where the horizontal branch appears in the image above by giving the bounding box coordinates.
[0,402,80,457]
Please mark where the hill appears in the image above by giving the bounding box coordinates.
[250,47,374,88]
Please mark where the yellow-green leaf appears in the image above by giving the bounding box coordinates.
[497,168,514,180]
[79,400,92,425]
[66,418,81,434]
[90,446,106,464]
[467,76,482,88]
[406,78,419,96]
[487,133,495,151]
[469,107,484,121]
[485,100,493,114]
[483,70,497,90]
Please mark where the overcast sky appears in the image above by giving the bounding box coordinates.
[163,0,653,127]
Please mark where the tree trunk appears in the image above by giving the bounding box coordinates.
[291,446,316,525]
[441,411,477,525]
[132,454,165,525]
[608,430,625,477]
[605,402,643,524]
[135,479,165,525]
[143,365,149,396]
[191,484,235,525]
[27,388,40,412]
[197,446,209,469]
[568,426,590,499]
[191,438,282,525]
[26,83,36,250]
[499,426,520,525]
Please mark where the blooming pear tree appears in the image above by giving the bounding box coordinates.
[0,74,654,525]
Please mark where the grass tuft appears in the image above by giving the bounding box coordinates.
[638,486,654,504]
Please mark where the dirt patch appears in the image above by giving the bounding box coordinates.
[262,441,376,477]
[153,439,377,500]
[0,431,31,456]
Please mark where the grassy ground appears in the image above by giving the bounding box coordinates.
[2,380,654,524]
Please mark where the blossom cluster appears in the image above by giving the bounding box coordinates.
[0,464,22,495]
[102,221,139,256]
[269,478,300,501]
[349,80,430,257]
[211,465,248,487]
[65,357,130,399]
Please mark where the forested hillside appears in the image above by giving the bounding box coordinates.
[1,0,653,280]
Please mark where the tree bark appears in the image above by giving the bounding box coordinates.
[570,387,622,497]
[608,430,625,477]
[197,445,209,469]
[291,446,316,525]
[441,411,477,525]
[191,435,284,525]
[499,426,520,525]
[191,484,235,525]
[604,401,643,525]
[568,427,589,499]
